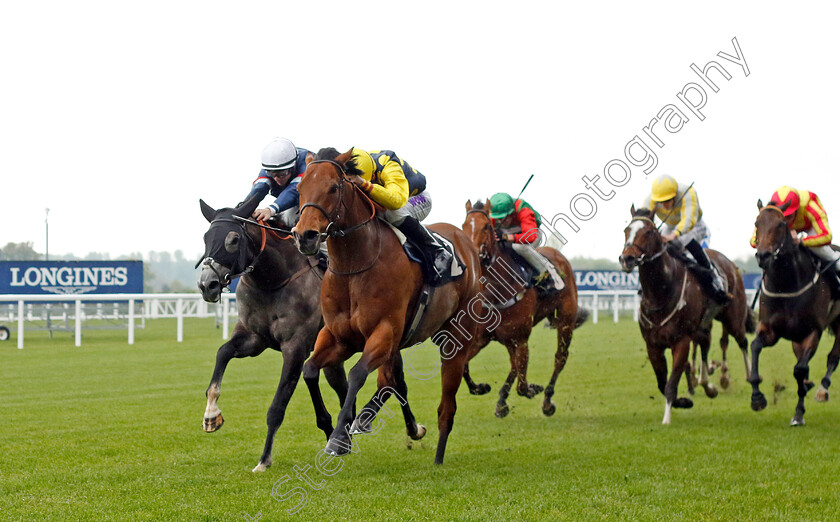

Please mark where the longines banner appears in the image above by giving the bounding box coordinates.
[574,269,761,292]
[0,261,143,295]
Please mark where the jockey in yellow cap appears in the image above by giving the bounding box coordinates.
[643,174,730,304]
[345,148,449,276]
[751,186,840,273]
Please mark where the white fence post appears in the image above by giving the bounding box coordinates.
[613,292,619,323]
[176,298,184,343]
[75,299,82,347]
[222,294,230,340]
[592,294,599,325]
[128,299,135,345]
[633,293,640,322]
[17,299,24,349]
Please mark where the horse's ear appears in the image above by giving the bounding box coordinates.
[486,199,492,212]
[337,148,355,165]
[304,151,314,165]
[234,193,261,219]
[630,203,637,216]
[465,200,472,211]
[200,199,216,223]
[778,199,791,213]
[756,198,763,210]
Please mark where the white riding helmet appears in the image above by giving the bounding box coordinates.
[261,138,297,171]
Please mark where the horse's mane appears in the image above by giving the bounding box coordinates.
[314,147,363,177]
[633,207,655,220]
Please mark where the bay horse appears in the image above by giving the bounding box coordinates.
[462,200,588,418]
[748,201,840,425]
[293,148,484,465]
[197,194,348,472]
[619,206,754,424]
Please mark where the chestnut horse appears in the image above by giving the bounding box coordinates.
[293,148,484,465]
[462,200,588,417]
[620,206,754,424]
[196,195,348,472]
[749,201,840,425]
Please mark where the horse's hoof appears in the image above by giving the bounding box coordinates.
[542,402,556,417]
[673,397,693,409]
[704,385,719,399]
[790,416,805,427]
[815,386,829,402]
[720,374,730,390]
[409,424,427,441]
[203,413,224,432]
[349,417,372,435]
[495,403,510,418]
[751,393,767,412]
[252,458,271,473]
[470,383,491,395]
[324,438,351,456]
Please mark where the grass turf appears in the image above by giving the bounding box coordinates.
[1,316,839,520]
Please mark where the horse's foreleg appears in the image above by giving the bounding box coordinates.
[542,325,572,417]
[253,345,308,472]
[325,325,394,457]
[791,331,821,426]
[514,339,542,398]
[462,335,491,395]
[815,334,840,402]
[204,327,265,433]
[748,327,773,411]
[304,328,353,442]
[663,338,693,425]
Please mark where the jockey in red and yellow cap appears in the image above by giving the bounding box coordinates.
[751,186,839,271]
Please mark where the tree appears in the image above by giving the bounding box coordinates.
[0,242,42,261]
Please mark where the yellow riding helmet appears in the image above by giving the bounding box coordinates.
[650,175,678,202]
[351,148,375,177]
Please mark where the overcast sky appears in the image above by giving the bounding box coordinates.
[2,1,837,263]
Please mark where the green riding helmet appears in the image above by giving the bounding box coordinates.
[489,193,515,220]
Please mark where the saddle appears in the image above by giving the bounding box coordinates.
[497,243,558,298]
[383,219,465,288]
[804,245,840,300]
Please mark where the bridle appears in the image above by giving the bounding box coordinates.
[623,216,667,267]
[298,159,381,276]
[466,208,496,265]
[199,217,268,287]
[299,159,377,240]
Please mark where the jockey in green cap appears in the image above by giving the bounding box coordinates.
[488,192,564,291]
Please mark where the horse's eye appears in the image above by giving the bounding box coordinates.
[329,184,339,194]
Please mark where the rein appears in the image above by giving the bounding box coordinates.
[301,158,382,276]
[299,159,377,239]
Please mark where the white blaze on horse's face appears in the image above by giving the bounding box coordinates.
[625,220,646,248]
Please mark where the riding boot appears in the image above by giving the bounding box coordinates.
[685,239,731,305]
[397,217,450,276]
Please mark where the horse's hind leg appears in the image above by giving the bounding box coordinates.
[204,327,265,432]
[697,331,719,399]
[351,352,427,442]
[718,328,731,389]
[542,325,572,417]
[462,337,491,395]
[791,331,821,426]
[815,334,840,402]
[253,342,309,472]
[514,338,543,398]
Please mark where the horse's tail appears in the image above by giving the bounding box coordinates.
[574,307,590,329]
[744,304,757,334]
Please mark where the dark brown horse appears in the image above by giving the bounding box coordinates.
[462,200,588,417]
[749,201,840,425]
[619,206,754,424]
[197,195,348,472]
[293,148,484,465]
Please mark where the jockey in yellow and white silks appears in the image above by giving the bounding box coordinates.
[642,174,730,304]
[346,148,449,275]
